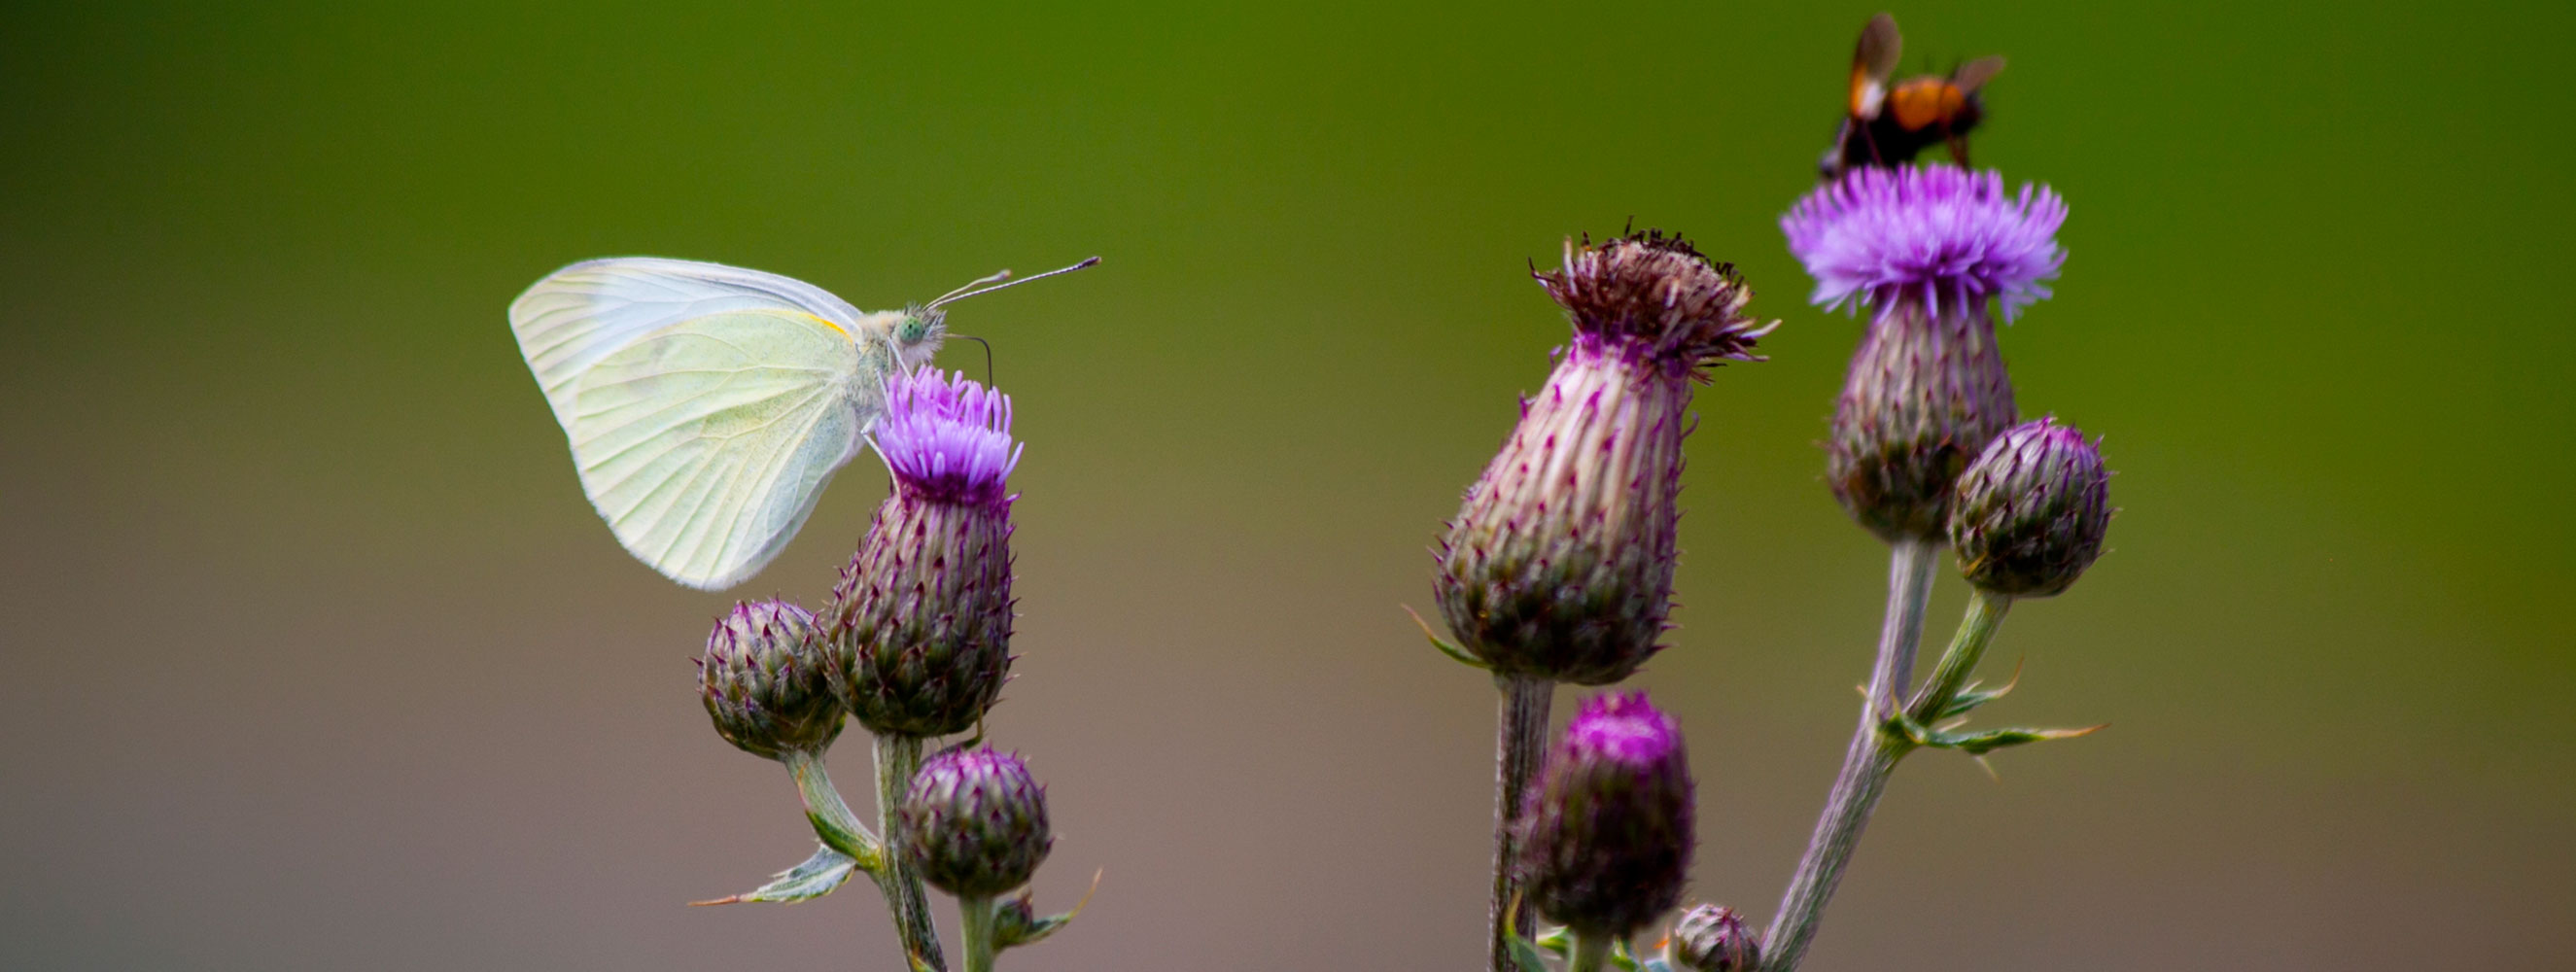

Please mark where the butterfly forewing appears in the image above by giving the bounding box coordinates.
[510,258,869,432]
[567,308,873,589]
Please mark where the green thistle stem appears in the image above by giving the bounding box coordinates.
[876,734,948,972]
[1566,932,1613,972]
[1761,538,1936,972]
[1490,674,1552,972]
[782,750,884,873]
[1905,589,2015,723]
[959,894,1000,972]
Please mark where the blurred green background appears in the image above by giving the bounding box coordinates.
[4,1,2569,969]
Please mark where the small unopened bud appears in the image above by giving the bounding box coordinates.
[698,600,844,760]
[827,368,1019,737]
[1434,231,1772,684]
[1515,692,1695,939]
[1948,417,2112,597]
[1784,166,2067,542]
[898,746,1053,898]
[1667,904,1760,972]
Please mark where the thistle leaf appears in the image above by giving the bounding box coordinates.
[994,869,1103,951]
[1535,926,1573,955]
[1508,935,1555,972]
[1609,938,1643,972]
[1403,605,1488,671]
[1922,723,2106,755]
[688,844,857,906]
[1933,658,2026,720]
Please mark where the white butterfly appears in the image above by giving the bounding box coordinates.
[508,256,1096,590]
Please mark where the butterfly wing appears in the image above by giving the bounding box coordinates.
[508,258,895,589]
[564,307,878,589]
[509,258,870,432]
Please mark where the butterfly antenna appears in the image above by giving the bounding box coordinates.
[955,334,995,386]
[925,256,1100,310]
[929,269,1015,306]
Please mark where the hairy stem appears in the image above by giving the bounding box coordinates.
[1565,932,1612,972]
[959,894,999,972]
[1490,674,1553,972]
[876,734,947,972]
[1762,538,1937,972]
[1905,589,2015,723]
[782,750,884,873]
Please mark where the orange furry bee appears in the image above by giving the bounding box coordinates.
[1819,14,2005,181]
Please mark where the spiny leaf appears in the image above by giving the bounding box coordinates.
[1608,938,1642,972]
[1508,935,1554,972]
[1934,658,2026,720]
[1535,926,1573,956]
[994,868,1103,951]
[1922,722,2106,755]
[1402,605,1487,671]
[689,844,857,906]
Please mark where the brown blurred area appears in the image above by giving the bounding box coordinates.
[4,2,2571,970]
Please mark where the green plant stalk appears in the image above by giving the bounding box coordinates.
[959,894,1000,972]
[876,734,948,972]
[783,750,884,872]
[1760,538,1937,972]
[1490,674,1552,972]
[1565,932,1613,972]
[1904,589,2014,722]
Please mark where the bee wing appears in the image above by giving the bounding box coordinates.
[1951,55,2006,94]
[509,258,867,433]
[562,308,878,590]
[1850,13,1903,118]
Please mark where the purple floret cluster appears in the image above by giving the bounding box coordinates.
[872,367,1024,504]
[1783,165,2067,323]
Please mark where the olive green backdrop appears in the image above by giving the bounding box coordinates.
[4,2,2568,969]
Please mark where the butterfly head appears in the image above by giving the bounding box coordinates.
[889,308,949,369]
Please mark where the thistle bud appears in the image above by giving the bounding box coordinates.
[1784,165,2067,541]
[1515,692,1695,939]
[698,600,844,760]
[1434,231,1772,684]
[826,368,1019,737]
[1667,904,1760,972]
[1948,418,2111,597]
[897,746,1053,898]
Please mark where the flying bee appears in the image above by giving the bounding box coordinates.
[1818,13,2006,181]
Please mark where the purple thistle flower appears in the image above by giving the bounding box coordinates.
[871,367,1024,506]
[1668,903,1760,972]
[1515,692,1696,940]
[899,746,1054,898]
[1434,231,1772,685]
[697,600,844,761]
[1783,165,2065,324]
[1948,417,2113,597]
[825,368,1020,737]
[1785,166,2065,541]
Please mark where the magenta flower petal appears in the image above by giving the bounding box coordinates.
[1783,165,2067,323]
[871,367,1022,505]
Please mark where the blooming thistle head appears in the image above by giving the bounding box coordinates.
[1784,165,2066,541]
[1784,165,2065,324]
[1434,231,1771,684]
[898,746,1053,898]
[1667,904,1760,972]
[1948,417,2112,597]
[1535,230,1775,381]
[826,367,1018,737]
[1515,692,1694,940]
[698,600,844,761]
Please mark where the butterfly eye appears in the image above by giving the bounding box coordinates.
[894,316,930,344]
